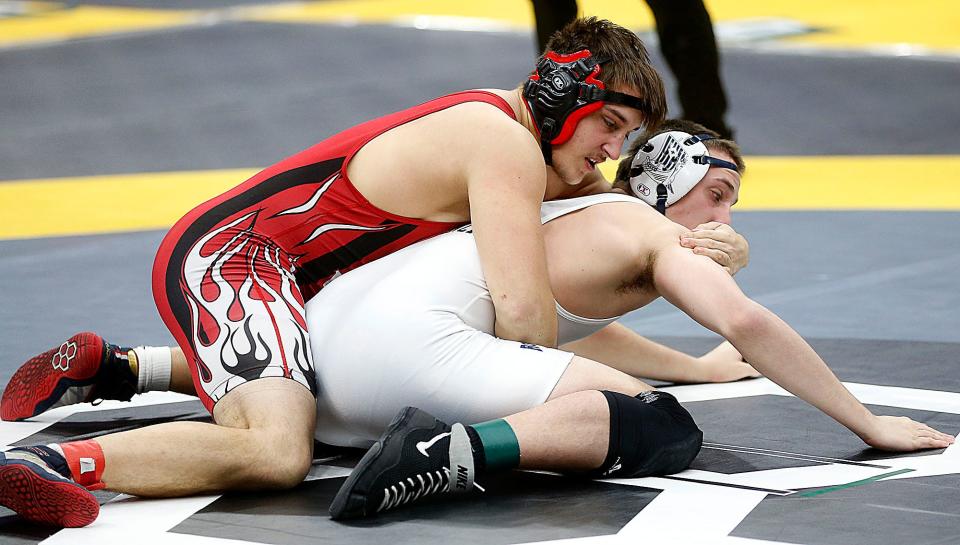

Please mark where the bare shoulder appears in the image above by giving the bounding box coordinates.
[544,200,682,276]
[436,104,545,196]
[441,102,540,160]
[413,100,523,136]
[603,203,686,294]
[582,200,684,247]
[382,100,541,175]
[545,200,684,300]
[349,97,535,220]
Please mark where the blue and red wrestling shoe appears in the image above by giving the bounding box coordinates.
[0,447,99,527]
[1,332,136,421]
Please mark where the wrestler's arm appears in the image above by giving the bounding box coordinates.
[465,118,558,347]
[561,322,758,383]
[652,225,955,451]
[674,221,751,364]
[557,208,754,383]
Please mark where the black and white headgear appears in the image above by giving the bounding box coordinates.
[628,131,739,214]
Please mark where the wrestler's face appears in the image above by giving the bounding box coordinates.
[550,93,645,185]
[666,150,741,229]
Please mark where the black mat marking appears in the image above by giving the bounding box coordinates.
[173,471,659,545]
[10,400,210,446]
[0,519,58,545]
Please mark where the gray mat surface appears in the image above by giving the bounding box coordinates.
[733,474,960,545]
[3,22,959,180]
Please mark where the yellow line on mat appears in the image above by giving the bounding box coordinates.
[1,156,958,241]
[729,156,960,210]
[0,4,196,48]
[0,169,255,240]
[1,1,958,52]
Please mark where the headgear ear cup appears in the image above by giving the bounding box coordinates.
[523,49,648,165]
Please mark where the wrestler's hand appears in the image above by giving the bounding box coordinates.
[696,341,761,382]
[680,222,749,275]
[862,415,955,452]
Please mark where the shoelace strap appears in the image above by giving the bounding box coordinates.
[378,469,450,512]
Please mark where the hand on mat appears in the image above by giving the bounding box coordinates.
[680,222,749,275]
[697,341,761,382]
[863,415,956,452]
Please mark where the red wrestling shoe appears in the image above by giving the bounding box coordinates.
[1,333,136,421]
[0,447,99,527]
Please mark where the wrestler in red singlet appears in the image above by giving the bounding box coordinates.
[153,91,515,412]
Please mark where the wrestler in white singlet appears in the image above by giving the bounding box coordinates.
[308,193,641,447]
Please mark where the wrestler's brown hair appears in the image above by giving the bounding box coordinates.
[613,119,745,193]
[543,17,667,128]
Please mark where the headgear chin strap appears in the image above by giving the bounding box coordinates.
[628,131,739,214]
[523,49,647,165]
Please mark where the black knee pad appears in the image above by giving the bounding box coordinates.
[587,390,702,479]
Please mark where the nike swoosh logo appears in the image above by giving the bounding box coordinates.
[416,432,451,458]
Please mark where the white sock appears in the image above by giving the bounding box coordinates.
[133,346,172,394]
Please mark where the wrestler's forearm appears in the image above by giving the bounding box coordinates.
[561,323,706,383]
[725,304,879,442]
[468,145,558,347]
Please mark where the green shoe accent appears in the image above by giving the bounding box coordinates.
[471,419,520,471]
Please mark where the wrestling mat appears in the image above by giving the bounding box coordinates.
[2,334,958,545]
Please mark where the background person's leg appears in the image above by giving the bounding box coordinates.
[530,0,579,53]
[646,0,732,138]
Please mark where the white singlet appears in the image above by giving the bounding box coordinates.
[307,193,643,447]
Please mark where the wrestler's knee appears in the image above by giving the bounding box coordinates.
[215,378,317,489]
[548,356,650,401]
[586,390,702,479]
[252,434,313,489]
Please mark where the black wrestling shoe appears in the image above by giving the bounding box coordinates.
[329,407,482,520]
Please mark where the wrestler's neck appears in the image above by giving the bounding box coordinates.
[482,87,538,140]
[507,87,538,137]
[495,88,590,201]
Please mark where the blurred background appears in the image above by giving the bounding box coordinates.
[1,0,959,383]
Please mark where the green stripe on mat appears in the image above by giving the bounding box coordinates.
[797,468,915,498]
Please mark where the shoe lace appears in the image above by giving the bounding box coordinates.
[377,468,450,513]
